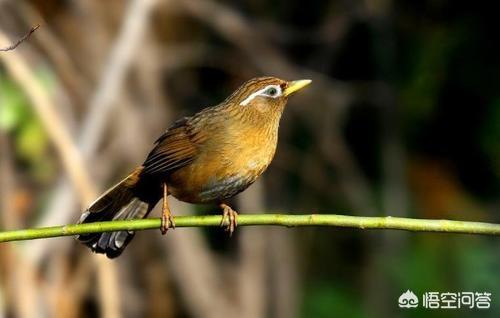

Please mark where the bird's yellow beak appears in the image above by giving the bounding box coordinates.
[284,79,312,96]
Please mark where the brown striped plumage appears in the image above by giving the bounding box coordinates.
[76,76,311,258]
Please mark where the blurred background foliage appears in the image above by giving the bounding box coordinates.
[0,1,499,317]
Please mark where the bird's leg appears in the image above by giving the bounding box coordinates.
[219,203,238,236]
[161,183,175,234]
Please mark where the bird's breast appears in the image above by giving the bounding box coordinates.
[167,129,278,203]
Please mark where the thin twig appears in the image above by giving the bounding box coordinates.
[0,24,39,51]
[0,214,499,242]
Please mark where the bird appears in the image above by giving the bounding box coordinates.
[76,76,311,258]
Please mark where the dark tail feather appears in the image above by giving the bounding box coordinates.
[76,167,159,258]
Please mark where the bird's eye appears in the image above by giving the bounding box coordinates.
[266,87,278,96]
[240,85,282,106]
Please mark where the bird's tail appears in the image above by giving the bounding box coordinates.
[76,167,160,258]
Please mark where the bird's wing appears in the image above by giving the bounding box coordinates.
[141,116,206,176]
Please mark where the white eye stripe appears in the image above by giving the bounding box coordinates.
[240,85,282,106]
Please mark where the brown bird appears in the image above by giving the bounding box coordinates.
[76,76,311,257]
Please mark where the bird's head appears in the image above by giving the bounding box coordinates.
[225,77,311,115]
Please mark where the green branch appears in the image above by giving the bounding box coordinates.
[1,214,500,242]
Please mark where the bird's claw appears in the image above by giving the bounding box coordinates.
[161,212,175,235]
[160,183,175,235]
[220,203,238,236]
